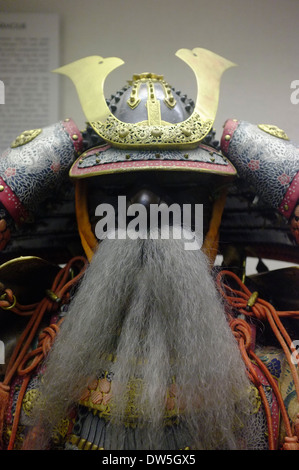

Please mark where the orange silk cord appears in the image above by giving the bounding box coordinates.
[217,270,299,450]
[0,256,87,450]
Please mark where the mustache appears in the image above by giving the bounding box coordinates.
[27,228,255,450]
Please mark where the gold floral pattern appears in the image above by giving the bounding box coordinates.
[10,129,42,148]
[258,124,289,141]
[90,113,213,149]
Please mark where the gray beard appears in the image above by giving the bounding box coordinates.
[28,227,256,450]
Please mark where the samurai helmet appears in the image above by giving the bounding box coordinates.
[54,48,236,180]
[54,48,238,262]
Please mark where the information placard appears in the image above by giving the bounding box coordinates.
[0,13,60,153]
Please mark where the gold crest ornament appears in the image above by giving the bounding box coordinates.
[53,48,236,149]
[10,129,42,148]
[258,124,289,141]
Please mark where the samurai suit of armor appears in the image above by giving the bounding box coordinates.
[0,48,298,451]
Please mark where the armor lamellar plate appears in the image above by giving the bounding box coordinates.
[221,120,299,220]
[0,119,82,225]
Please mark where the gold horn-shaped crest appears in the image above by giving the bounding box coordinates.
[54,48,236,149]
[175,48,236,124]
[53,56,124,123]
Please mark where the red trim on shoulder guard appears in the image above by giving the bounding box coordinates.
[0,176,30,225]
[220,119,240,155]
[61,118,83,154]
[279,172,299,219]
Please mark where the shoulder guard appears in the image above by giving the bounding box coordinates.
[0,119,83,226]
[221,120,299,221]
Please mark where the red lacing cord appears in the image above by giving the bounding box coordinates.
[217,270,299,450]
[0,256,87,450]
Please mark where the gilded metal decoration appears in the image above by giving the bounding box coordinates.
[175,48,235,125]
[53,48,235,149]
[10,129,42,148]
[127,74,176,111]
[127,80,142,109]
[146,79,162,126]
[90,112,213,149]
[258,124,289,141]
[53,56,124,124]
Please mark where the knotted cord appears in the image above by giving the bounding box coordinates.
[0,256,87,450]
[217,270,299,450]
[1,263,299,450]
